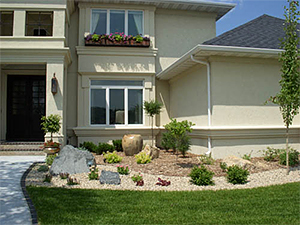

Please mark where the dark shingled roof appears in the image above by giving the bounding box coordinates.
[203,14,300,50]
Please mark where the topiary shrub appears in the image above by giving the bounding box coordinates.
[279,148,299,166]
[95,143,114,155]
[189,165,214,186]
[46,154,57,166]
[79,142,97,153]
[226,165,249,185]
[112,139,123,152]
[103,151,123,164]
[135,152,152,164]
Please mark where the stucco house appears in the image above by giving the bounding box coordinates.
[0,0,299,158]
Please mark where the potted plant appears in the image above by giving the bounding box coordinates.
[41,114,61,154]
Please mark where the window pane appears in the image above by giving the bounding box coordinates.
[110,10,124,34]
[110,89,124,124]
[91,10,107,34]
[91,80,143,86]
[128,11,143,35]
[128,89,143,124]
[91,89,106,124]
[0,11,13,36]
[26,12,53,36]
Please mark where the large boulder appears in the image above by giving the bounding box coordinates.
[122,134,143,156]
[99,170,121,185]
[142,144,160,159]
[222,155,255,170]
[50,145,95,175]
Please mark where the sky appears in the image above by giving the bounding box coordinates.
[210,0,289,35]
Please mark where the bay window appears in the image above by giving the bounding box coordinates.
[91,9,144,36]
[90,80,144,125]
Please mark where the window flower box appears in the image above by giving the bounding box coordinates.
[85,33,150,47]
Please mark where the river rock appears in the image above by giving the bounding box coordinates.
[122,134,143,156]
[99,170,121,185]
[50,145,95,175]
[222,155,255,170]
[142,144,160,159]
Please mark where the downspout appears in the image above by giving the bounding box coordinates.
[190,55,212,156]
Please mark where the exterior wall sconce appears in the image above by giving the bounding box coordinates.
[51,73,58,95]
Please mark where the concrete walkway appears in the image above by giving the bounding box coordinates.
[0,156,45,225]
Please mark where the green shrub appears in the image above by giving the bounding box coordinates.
[43,173,52,183]
[135,152,152,164]
[226,165,249,185]
[78,147,88,151]
[198,154,215,165]
[46,154,57,166]
[189,165,214,186]
[41,114,61,142]
[95,143,114,155]
[242,150,253,161]
[79,142,97,153]
[279,148,299,166]
[103,151,123,164]
[261,147,284,162]
[117,165,130,175]
[161,131,176,151]
[112,140,123,152]
[38,165,49,172]
[220,162,227,172]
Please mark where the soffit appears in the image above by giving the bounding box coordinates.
[75,0,235,20]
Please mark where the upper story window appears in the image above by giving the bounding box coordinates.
[0,11,13,36]
[91,9,143,36]
[26,11,53,36]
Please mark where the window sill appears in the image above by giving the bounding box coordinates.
[85,39,150,48]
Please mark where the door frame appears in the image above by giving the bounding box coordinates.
[0,69,46,142]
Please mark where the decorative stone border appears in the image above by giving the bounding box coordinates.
[21,162,43,225]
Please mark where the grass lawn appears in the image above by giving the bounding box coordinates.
[27,182,300,225]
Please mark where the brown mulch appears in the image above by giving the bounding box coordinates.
[94,150,287,177]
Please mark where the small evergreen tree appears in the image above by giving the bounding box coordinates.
[144,100,163,146]
[267,0,300,174]
[41,114,61,142]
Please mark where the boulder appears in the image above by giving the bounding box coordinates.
[99,170,121,185]
[222,155,255,170]
[142,144,160,159]
[122,134,143,156]
[50,145,95,175]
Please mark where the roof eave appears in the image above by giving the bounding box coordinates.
[157,45,283,80]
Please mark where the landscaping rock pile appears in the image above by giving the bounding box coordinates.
[50,145,95,175]
[99,170,121,185]
[222,155,255,170]
[142,144,160,159]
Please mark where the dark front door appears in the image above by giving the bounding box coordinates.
[7,75,46,141]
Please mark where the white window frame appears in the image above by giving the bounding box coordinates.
[90,9,144,36]
[90,80,145,127]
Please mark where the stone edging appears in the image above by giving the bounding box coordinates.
[21,162,43,225]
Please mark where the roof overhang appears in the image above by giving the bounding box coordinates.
[75,0,235,20]
[157,45,283,80]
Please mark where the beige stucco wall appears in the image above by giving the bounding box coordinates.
[169,64,208,126]
[155,9,216,73]
[210,56,300,127]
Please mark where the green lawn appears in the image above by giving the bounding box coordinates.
[27,182,300,225]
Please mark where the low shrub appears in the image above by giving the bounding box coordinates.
[67,177,79,185]
[198,155,215,165]
[96,143,114,155]
[43,173,52,183]
[242,150,253,161]
[135,152,152,164]
[220,162,227,172]
[161,132,176,151]
[279,148,299,166]
[189,165,214,186]
[78,147,88,151]
[117,165,129,175]
[177,135,191,157]
[46,154,57,166]
[112,140,123,152]
[226,165,249,185]
[38,165,49,172]
[59,173,69,179]
[261,147,284,162]
[156,178,171,186]
[88,165,99,180]
[103,151,123,164]
[79,142,97,153]
[131,173,144,186]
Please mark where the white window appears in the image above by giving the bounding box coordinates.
[91,9,144,36]
[90,80,144,126]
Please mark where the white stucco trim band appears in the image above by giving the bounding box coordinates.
[157,45,283,80]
